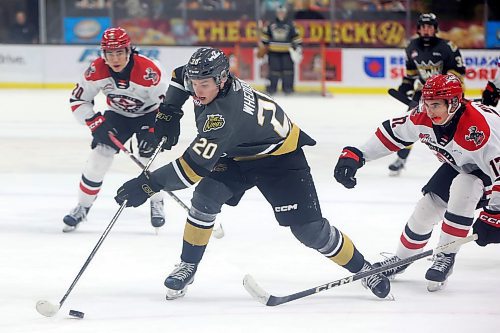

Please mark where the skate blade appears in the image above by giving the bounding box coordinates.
[62,224,79,233]
[165,287,188,300]
[389,170,402,177]
[427,280,447,292]
[384,293,396,301]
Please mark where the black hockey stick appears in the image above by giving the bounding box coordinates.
[243,234,477,306]
[388,88,412,106]
[109,134,189,212]
[35,139,165,317]
[108,133,224,238]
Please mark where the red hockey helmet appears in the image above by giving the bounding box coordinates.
[101,27,131,51]
[422,74,464,114]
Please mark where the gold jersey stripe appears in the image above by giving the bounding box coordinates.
[183,222,213,246]
[179,157,202,184]
[268,45,291,52]
[329,232,355,266]
[271,123,300,156]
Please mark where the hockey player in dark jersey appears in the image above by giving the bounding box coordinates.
[388,13,466,176]
[261,5,302,95]
[114,47,391,300]
[481,55,500,107]
[335,74,500,291]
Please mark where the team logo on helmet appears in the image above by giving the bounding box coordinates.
[465,126,485,146]
[203,114,225,132]
[144,67,159,84]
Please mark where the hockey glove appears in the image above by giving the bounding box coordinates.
[137,127,157,158]
[473,208,500,247]
[85,112,118,148]
[334,146,365,189]
[398,79,414,99]
[155,103,184,150]
[482,81,500,107]
[114,172,163,208]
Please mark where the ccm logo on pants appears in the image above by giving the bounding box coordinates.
[275,204,298,212]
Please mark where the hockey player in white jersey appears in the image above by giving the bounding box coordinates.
[334,74,500,291]
[63,27,169,232]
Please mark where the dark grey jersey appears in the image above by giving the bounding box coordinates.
[152,68,315,190]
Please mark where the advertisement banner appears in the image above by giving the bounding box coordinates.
[116,18,485,49]
[485,21,500,48]
[220,47,254,80]
[0,46,44,83]
[340,48,498,91]
[64,17,111,44]
[0,45,495,94]
[300,48,341,82]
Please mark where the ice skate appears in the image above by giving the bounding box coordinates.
[373,254,410,280]
[425,252,455,292]
[360,261,393,299]
[150,199,165,229]
[62,205,89,232]
[388,157,406,176]
[164,261,198,300]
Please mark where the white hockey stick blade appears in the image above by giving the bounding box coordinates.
[36,300,60,317]
[243,274,270,305]
[212,223,225,239]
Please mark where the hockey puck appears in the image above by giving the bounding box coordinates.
[69,309,85,319]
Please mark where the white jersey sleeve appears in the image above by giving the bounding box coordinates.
[359,110,421,161]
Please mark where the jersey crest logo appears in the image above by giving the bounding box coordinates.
[84,64,96,78]
[203,114,225,132]
[144,67,159,84]
[465,126,485,146]
[107,93,144,113]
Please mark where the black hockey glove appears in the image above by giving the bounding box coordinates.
[334,146,365,189]
[114,172,163,208]
[155,103,184,150]
[482,81,500,107]
[473,208,500,247]
[397,79,414,99]
[136,127,158,158]
[85,112,118,148]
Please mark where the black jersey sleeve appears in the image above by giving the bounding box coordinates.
[164,65,190,107]
[442,41,466,81]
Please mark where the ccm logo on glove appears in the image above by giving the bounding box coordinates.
[86,114,105,131]
[479,212,500,226]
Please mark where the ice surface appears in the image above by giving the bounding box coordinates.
[0,90,498,332]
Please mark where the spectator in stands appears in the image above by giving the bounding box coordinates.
[380,0,405,11]
[7,10,37,44]
[294,0,325,20]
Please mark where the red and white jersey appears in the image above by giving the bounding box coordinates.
[359,100,500,210]
[70,53,167,124]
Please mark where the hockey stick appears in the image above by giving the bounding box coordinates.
[108,133,224,239]
[243,234,478,306]
[388,88,412,106]
[35,139,165,317]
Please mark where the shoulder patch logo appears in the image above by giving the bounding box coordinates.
[465,126,485,146]
[144,67,159,84]
[203,114,225,132]
[85,64,96,78]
